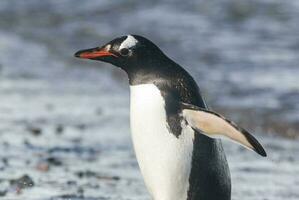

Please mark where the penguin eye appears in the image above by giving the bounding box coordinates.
[120,48,130,56]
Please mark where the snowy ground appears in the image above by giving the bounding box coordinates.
[0,78,298,199]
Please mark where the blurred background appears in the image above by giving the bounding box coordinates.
[0,0,298,199]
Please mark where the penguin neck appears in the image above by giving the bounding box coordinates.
[125,57,185,86]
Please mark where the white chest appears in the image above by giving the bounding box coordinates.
[130,84,195,200]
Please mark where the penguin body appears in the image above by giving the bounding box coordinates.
[130,83,231,200]
[74,35,266,200]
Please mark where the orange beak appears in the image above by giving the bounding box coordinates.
[74,47,117,59]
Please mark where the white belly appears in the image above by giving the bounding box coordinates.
[130,84,195,200]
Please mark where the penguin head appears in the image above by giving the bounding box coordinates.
[74,35,166,72]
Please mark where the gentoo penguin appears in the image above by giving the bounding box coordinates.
[74,35,266,200]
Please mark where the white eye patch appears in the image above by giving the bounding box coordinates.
[119,35,138,50]
[105,44,111,51]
